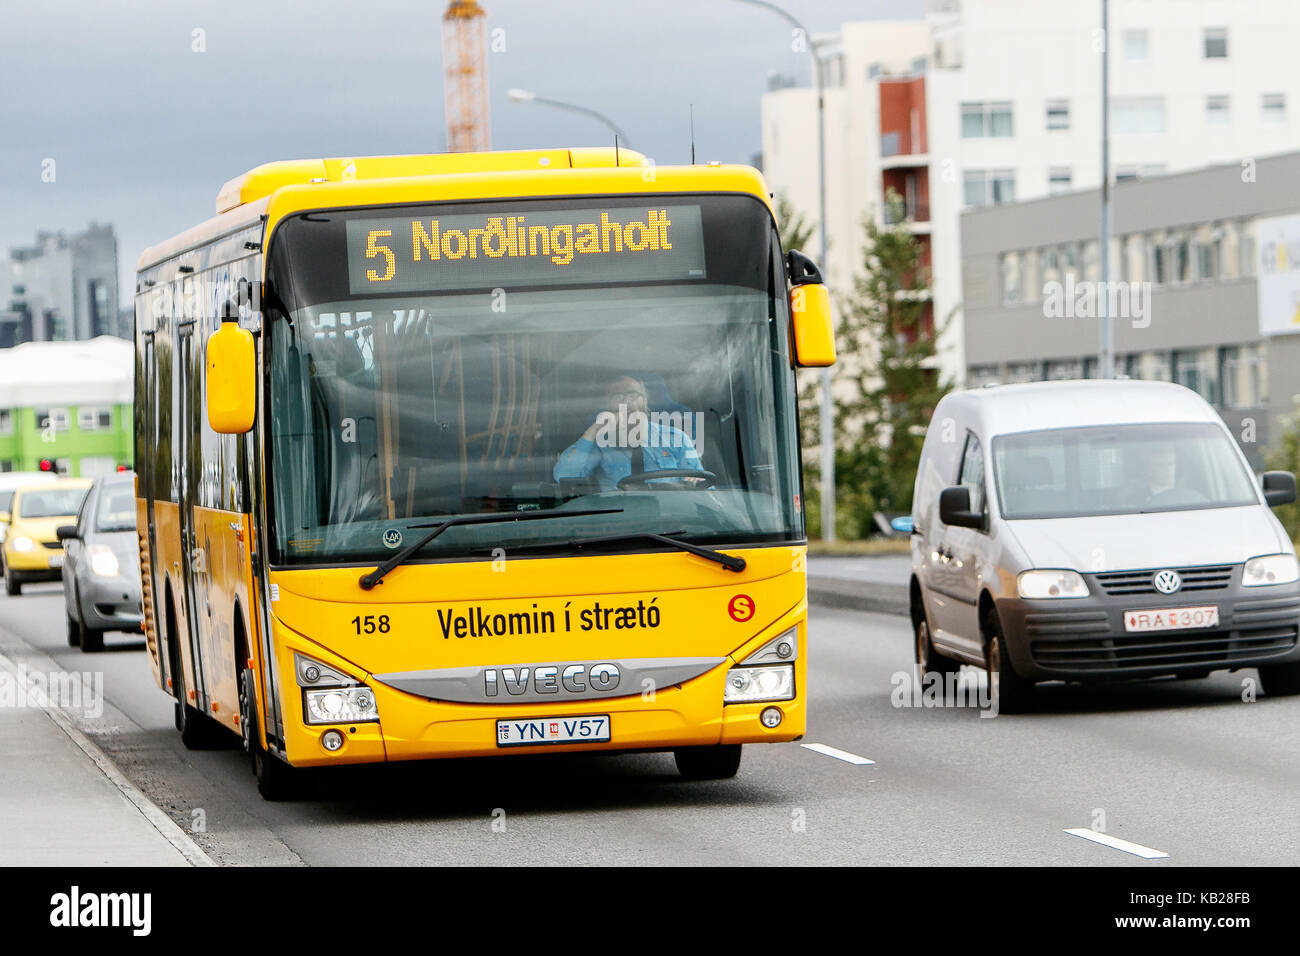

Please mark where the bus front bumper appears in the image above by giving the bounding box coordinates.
[270,634,806,767]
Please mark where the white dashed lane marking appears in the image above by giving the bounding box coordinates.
[1064,827,1169,860]
[800,743,876,766]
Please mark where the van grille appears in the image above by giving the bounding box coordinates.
[1094,565,1234,596]
[1030,626,1297,672]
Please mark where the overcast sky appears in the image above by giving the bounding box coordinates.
[2,0,923,304]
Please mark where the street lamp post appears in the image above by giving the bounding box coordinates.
[734,0,834,541]
[507,89,634,149]
[1099,0,1114,378]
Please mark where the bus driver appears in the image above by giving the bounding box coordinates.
[554,375,705,491]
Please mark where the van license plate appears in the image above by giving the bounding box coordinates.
[1124,606,1219,632]
[496,715,610,748]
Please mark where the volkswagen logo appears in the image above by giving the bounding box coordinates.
[1153,569,1182,594]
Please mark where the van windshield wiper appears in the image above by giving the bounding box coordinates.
[358,507,624,590]
[504,530,746,573]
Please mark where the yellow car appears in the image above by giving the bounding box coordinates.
[3,479,92,596]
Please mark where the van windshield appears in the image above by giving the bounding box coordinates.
[992,423,1259,519]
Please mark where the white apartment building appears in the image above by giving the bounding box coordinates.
[761,0,1300,387]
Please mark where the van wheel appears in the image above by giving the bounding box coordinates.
[66,613,81,647]
[1258,661,1300,697]
[674,744,742,780]
[241,667,298,801]
[915,615,961,690]
[79,619,104,654]
[985,610,1034,714]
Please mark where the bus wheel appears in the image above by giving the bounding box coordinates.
[240,668,298,801]
[66,613,81,647]
[674,744,742,781]
[6,574,21,597]
[173,664,224,750]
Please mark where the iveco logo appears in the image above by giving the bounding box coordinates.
[1153,569,1183,594]
[484,662,620,697]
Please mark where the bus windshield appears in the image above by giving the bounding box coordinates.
[264,194,802,565]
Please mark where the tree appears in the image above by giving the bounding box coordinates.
[831,190,947,536]
[1267,403,1300,544]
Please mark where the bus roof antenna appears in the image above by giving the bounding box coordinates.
[689,104,696,165]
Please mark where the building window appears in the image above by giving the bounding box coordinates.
[1170,233,1191,283]
[1046,99,1070,131]
[1239,219,1257,276]
[0,461,12,473]
[961,101,1013,138]
[1122,235,1146,283]
[1263,93,1287,123]
[0,409,12,436]
[77,406,112,431]
[1206,95,1231,124]
[963,169,1016,207]
[1126,351,1171,381]
[1123,29,1148,61]
[79,456,117,478]
[1194,224,1222,281]
[34,407,70,433]
[1021,250,1039,302]
[1173,348,1220,404]
[53,457,71,477]
[1222,345,1268,409]
[1082,239,1100,282]
[1203,27,1228,59]
[1048,167,1072,194]
[1111,97,1166,135]
[1045,359,1085,381]
[1003,362,1042,384]
[1000,252,1021,304]
[968,365,1000,387]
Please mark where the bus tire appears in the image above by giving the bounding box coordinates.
[1258,661,1300,697]
[674,744,742,781]
[6,574,21,597]
[241,667,298,801]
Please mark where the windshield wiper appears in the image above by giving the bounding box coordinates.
[502,530,746,573]
[358,507,624,590]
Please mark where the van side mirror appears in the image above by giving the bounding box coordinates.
[56,525,79,542]
[939,486,984,529]
[1263,471,1298,508]
[786,250,835,367]
[207,319,257,434]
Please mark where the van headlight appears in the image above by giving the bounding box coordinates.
[724,664,794,703]
[1018,569,1089,599]
[1243,554,1300,587]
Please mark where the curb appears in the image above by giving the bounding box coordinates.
[0,639,215,868]
[807,577,909,617]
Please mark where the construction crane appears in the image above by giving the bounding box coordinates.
[442,0,491,152]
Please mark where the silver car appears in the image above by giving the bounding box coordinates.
[57,474,143,653]
[907,380,1300,712]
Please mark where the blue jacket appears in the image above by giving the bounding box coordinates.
[554,423,704,491]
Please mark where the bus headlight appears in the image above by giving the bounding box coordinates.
[304,687,379,724]
[89,545,120,577]
[1243,554,1300,587]
[1017,569,1089,599]
[10,536,34,553]
[724,664,794,703]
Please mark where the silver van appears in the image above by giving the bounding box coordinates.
[907,380,1299,712]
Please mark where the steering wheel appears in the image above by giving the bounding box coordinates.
[616,469,718,490]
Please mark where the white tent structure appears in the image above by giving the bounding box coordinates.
[0,336,133,407]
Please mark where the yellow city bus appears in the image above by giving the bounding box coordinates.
[134,148,834,798]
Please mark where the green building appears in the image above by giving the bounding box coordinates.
[0,337,133,476]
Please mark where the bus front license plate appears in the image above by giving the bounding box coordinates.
[496,715,610,748]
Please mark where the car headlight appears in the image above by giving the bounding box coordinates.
[304,687,379,724]
[88,545,120,577]
[1243,554,1300,587]
[723,664,794,703]
[10,536,34,553]
[1018,569,1090,599]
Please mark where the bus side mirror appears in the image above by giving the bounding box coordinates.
[786,250,835,367]
[207,320,256,434]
